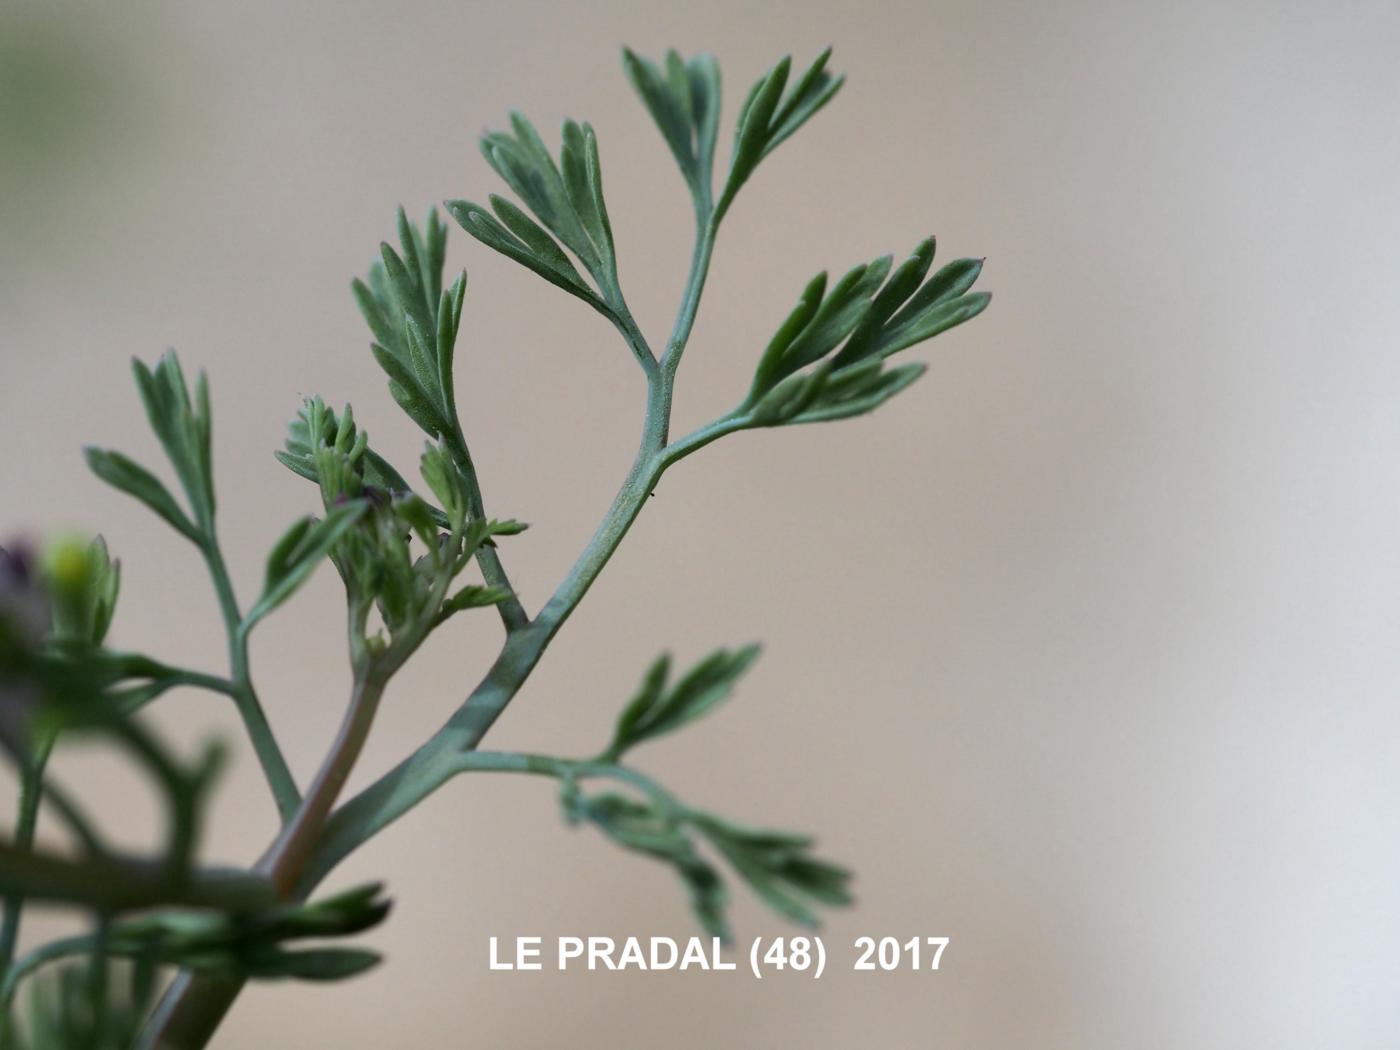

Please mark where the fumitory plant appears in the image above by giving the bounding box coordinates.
[0,45,989,1048]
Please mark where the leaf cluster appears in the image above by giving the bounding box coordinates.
[111,882,390,983]
[2,44,996,1043]
[562,783,850,939]
[277,400,524,655]
[353,209,467,439]
[84,354,216,544]
[6,885,390,1048]
[559,646,849,937]
[275,398,413,499]
[447,114,624,324]
[743,240,990,425]
[625,47,843,221]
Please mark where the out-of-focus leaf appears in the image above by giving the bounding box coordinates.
[440,584,513,616]
[605,645,760,759]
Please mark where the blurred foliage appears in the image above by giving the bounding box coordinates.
[0,6,167,259]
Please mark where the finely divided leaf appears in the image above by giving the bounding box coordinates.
[692,813,853,928]
[353,209,469,438]
[440,584,513,616]
[606,645,760,759]
[716,48,844,218]
[243,501,369,631]
[84,448,200,542]
[622,47,722,205]
[743,239,989,428]
[448,200,613,318]
[128,353,216,523]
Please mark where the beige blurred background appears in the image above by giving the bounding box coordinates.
[4,0,1400,1046]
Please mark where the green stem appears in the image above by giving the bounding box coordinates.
[660,211,717,380]
[0,843,272,915]
[660,410,751,469]
[443,426,529,633]
[255,670,387,899]
[0,735,54,984]
[202,535,300,820]
[299,432,670,894]
[110,721,200,875]
[454,751,686,815]
[1,932,92,1011]
[37,774,108,857]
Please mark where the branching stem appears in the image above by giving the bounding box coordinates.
[202,533,300,820]
[141,137,732,1050]
[443,423,529,632]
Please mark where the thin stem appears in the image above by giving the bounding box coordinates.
[255,670,387,899]
[0,735,54,981]
[443,426,529,633]
[37,776,108,857]
[610,305,660,379]
[454,751,687,816]
[201,534,300,820]
[659,210,717,379]
[1,932,91,1012]
[659,409,751,468]
[87,918,110,1038]
[163,669,237,698]
[112,667,239,718]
